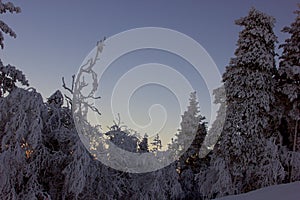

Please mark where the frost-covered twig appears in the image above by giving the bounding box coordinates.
[73,38,106,119]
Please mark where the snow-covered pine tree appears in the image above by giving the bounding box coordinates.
[105,127,139,153]
[38,89,126,200]
[277,4,300,182]
[204,8,284,197]
[195,86,226,199]
[105,116,139,153]
[0,59,29,97]
[174,91,208,199]
[175,92,202,157]
[0,88,50,199]
[0,1,28,97]
[150,133,162,152]
[202,86,226,151]
[138,133,149,153]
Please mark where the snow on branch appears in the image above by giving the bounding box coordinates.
[0,0,21,49]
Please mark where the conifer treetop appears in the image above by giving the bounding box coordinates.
[279,4,300,82]
[230,7,277,72]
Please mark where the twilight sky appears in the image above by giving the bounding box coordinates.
[1,0,299,145]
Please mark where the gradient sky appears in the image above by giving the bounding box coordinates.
[1,0,299,146]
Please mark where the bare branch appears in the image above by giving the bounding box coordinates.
[62,76,74,94]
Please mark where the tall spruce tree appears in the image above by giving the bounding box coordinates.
[203,8,284,197]
[175,91,207,199]
[138,133,149,153]
[150,133,162,152]
[176,92,203,157]
[195,86,226,199]
[277,4,300,182]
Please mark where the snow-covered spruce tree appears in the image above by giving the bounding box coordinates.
[138,133,149,153]
[0,1,28,97]
[202,86,226,151]
[204,8,285,197]
[104,115,141,154]
[0,89,125,199]
[41,90,126,199]
[0,60,29,97]
[105,127,139,153]
[195,86,226,199]
[40,90,90,199]
[0,88,87,199]
[62,71,132,199]
[175,92,204,157]
[277,4,300,182]
[150,133,162,152]
[0,88,51,199]
[173,91,208,199]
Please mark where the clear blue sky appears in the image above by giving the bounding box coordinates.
[1,0,298,144]
[1,0,298,97]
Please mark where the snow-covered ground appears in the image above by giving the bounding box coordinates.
[215,181,300,200]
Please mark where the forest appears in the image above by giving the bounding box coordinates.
[0,1,299,200]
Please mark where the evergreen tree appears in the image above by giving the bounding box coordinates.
[277,4,300,182]
[105,128,139,153]
[0,88,128,199]
[175,92,203,156]
[174,91,207,199]
[0,1,28,97]
[0,60,29,97]
[0,88,50,199]
[204,8,284,197]
[195,86,226,199]
[200,86,226,155]
[138,133,149,153]
[150,133,162,152]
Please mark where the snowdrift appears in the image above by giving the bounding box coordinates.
[215,181,300,200]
